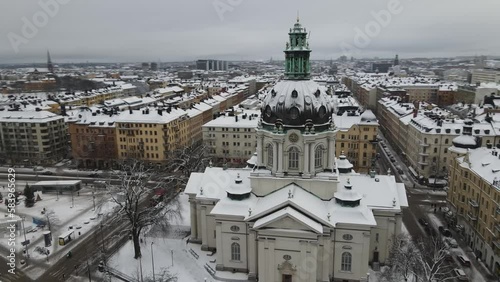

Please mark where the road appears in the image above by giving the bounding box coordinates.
[0,256,30,282]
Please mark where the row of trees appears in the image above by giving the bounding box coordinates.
[381,234,463,282]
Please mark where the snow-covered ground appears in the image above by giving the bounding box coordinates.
[107,193,249,282]
[0,186,118,280]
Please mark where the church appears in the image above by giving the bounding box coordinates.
[185,18,408,282]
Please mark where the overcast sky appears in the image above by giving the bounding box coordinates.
[0,0,499,64]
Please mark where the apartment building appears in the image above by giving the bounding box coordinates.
[67,111,118,169]
[377,97,500,181]
[115,107,190,162]
[472,69,500,84]
[203,110,260,166]
[447,146,500,276]
[0,110,67,165]
[333,110,379,173]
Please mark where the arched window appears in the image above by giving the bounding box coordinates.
[341,252,352,272]
[267,144,273,167]
[231,243,241,261]
[315,146,323,168]
[289,147,299,169]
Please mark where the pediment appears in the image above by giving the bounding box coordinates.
[252,207,323,234]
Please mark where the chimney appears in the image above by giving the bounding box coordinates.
[129,107,133,114]
[158,109,163,116]
[235,115,238,122]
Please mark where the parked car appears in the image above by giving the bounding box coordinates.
[395,165,403,174]
[438,226,452,237]
[418,218,429,226]
[41,170,54,175]
[88,173,100,178]
[457,255,471,267]
[446,238,458,248]
[444,250,454,262]
[453,268,468,281]
[33,166,45,171]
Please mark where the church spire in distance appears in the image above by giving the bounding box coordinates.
[284,16,311,80]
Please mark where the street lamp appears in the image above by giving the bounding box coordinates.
[21,216,29,261]
[151,242,155,282]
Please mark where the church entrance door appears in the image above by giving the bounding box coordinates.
[282,274,292,282]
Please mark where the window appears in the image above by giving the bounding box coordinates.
[231,243,240,261]
[267,145,273,166]
[289,147,299,169]
[341,252,352,272]
[315,146,323,168]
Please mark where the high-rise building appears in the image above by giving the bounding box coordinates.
[196,59,228,71]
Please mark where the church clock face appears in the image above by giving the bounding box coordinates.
[289,133,299,143]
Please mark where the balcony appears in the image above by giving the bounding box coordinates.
[467,212,478,221]
[418,161,429,166]
[419,152,429,156]
[468,199,479,208]
[419,143,430,147]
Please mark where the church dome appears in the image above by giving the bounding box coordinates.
[226,173,252,200]
[261,80,333,127]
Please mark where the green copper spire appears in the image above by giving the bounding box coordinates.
[284,17,311,80]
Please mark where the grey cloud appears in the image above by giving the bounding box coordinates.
[0,0,499,63]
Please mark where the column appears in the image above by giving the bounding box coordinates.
[328,137,335,171]
[248,230,257,279]
[277,141,284,176]
[273,141,278,173]
[303,142,310,176]
[310,144,315,176]
[190,200,198,240]
[201,207,208,250]
[215,222,224,270]
[256,135,263,167]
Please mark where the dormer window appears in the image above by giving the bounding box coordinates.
[291,90,298,98]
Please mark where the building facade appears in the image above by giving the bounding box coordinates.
[203,110,260,166]
[447,146,500,276]
[0,111,68,165]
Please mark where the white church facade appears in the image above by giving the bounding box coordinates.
[185,19,408,282]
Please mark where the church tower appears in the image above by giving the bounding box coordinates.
[254,18,338,186]
[284,16,311,80]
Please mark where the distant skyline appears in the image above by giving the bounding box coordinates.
[1,0,499,64]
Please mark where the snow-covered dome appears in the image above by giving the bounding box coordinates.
[452,135,480,149]
[360,110,377,123]
[226,173,252,200]
[334,179,362,207]
[246,152,258,167]
[261,80,333,128]
[336,152,354,173]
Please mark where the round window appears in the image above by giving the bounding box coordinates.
[343,234,353,241]
[230,226,240,232]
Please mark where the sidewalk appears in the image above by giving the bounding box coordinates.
[434,211,496,281]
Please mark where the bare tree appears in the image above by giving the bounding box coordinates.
[44,209,61,232]
[413,236,456,282]
[380,233,419,282]
[162,143,209,187]
[383,234,457,282]
[104,160,181,259]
